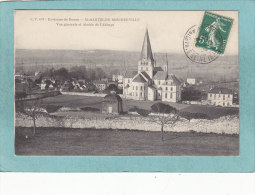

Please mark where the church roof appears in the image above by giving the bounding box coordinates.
[153,71,168,80]
[124,71,137,78]
[154,67,163,72]
[132,74,147,83]
[140,71,151,80]
[140,28,154,61]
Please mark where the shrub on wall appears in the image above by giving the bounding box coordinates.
[80,107,100,112]
[128,106,150,117]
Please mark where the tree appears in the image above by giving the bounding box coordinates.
[181,87,202,101]
[95,67,106,80]
[179,111,210,122]
[150,103,180,141]
[21,99,44,135]
[55,68,69,82]
[15,91,27,101]
[106,84,118,93]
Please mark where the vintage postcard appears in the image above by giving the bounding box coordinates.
[14,10,239,156]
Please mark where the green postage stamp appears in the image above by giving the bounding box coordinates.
[195,11,233,54]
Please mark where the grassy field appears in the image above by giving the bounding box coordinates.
[15,127,239,156]
[42,94,238,118]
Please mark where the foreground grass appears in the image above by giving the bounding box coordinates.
[15,127,239,156]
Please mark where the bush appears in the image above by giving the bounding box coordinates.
[136,108,150,117]
[128,106,150,117]
[128,106,138,112]
[179,111,210,121]
[45,105,62,113]
[80,107,100,112]
[151,103,176,114]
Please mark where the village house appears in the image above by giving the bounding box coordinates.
[94,80,107,91]
[187,78,196,85]
[60,81,73,92]
[112,74,124,83]
[123,28,182,102]
[207,87,233,107]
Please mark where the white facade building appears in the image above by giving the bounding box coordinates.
[123,28,181,103]
[187,78,196,85]
[207,88,233,107]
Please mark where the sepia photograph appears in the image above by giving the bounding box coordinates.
[14,10,239,156]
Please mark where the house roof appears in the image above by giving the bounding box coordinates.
[132,74,147,83]
[140,28,154,62]
[209,87,233,94]
[124,71,137,78]
[94,80,106,85]
[168,74,181,85]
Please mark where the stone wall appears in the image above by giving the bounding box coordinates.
[15,113,239,135]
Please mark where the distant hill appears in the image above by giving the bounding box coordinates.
[15,49,238,81]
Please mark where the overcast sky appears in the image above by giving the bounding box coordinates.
[15,10,238,55]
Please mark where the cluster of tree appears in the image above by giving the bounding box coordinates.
[181,87,203,101]
[104,84,123,94]
[43,66,107,82]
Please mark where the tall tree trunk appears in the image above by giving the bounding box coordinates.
[161,125,164,141]
[33,118,36,135]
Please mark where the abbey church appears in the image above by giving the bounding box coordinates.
[123,28,182,102]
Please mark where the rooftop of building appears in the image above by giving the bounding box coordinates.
[140,28,154,62]
[93,80,107,85]
[124,70,137,78]
[209,87,233,94]
[132,74,147,83]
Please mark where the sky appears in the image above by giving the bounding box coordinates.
[14,10,238,55]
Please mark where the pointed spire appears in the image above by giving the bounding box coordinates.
[164,53,169,73]
[140,28,154,61]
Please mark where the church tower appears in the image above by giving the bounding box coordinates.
[138,28,155,78]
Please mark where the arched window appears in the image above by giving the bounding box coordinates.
[165,93,167,98]
[166,87,168,91]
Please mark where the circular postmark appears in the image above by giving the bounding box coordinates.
[183,25,223,64]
